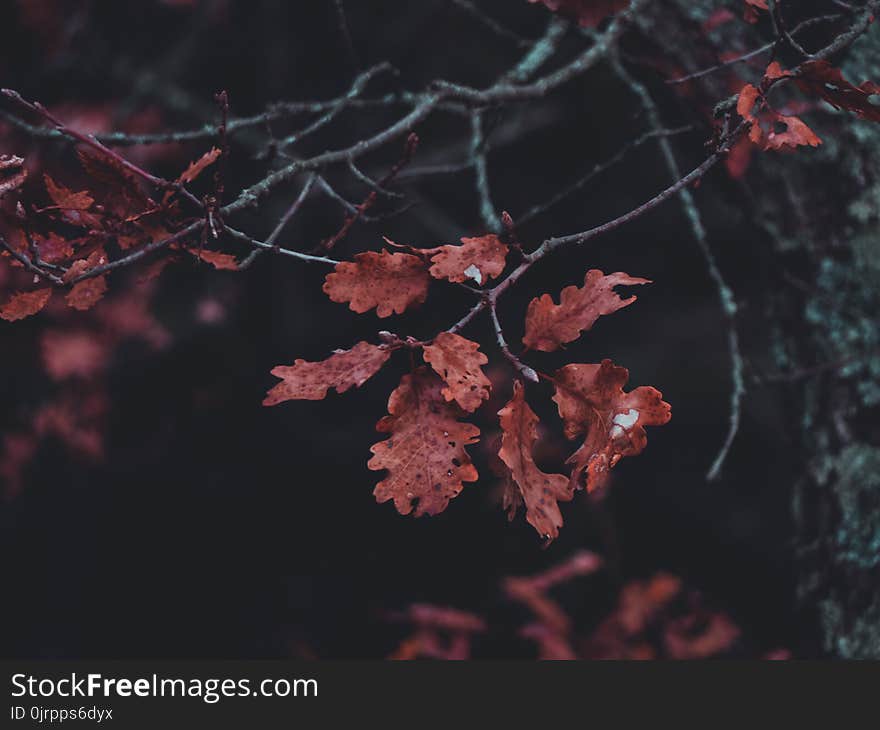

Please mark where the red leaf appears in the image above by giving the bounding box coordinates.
[421,332,491,412]
[743,0,767,24]
[0,288,52,321]
[190,248,239,270]
[41,330,109,380]
[76,146,151,215]
[795,60,880,123]
[523,269,650,352]
[66,275,108,311]
[369,368,480,517]
[737,82,821,152]
[178,146,222,184]
[422,234,508,285]
[64,249,109,311]
[528,0,627,28]
[323,250,430,317]
[263,341,392,404]
[664,611,741,659]
[497,381,573,540]
[757,114,822,152]
[44,174,94,211]
[551,359,671,492]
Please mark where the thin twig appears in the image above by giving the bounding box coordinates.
[489,302,539,382]
[611,55,743,481]
[238,174,318,270]
[1,89,203,211]
[0,232,64,285]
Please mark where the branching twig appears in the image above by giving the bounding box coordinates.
[489,301,539,382]
[1,89,203,211]
[611,55,743,481]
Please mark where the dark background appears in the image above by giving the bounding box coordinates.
[0,0,806,658]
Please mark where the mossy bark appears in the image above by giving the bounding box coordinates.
[656,2,880,657]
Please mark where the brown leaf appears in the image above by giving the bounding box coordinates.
[528,0,627,28]
[66,275,108,311]
[76,147,150,214]
[737,82,821,152]
[178,147,222,185]
[323,250,430,317]
[795,60,880,123]
[743,0,767,23]
[523,269,650,352]
[0,288,52,321]
[369,368,479,517]
[663,611,741,659]
[41,330,108,380]
[422,332,491,412]
[551,359,671,492]
[263,341,392,404]
[756,114,822,152]
[422,234,508,285]
[190,248,239,270]
[497,381,573,540]
[44,174,94,211]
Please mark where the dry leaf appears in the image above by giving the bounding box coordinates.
[497,381,573,540]
[551,359,671,492]
[323,250,430,317]
[369,368,480,516]
[263,341,392,404]
[0,288,53,321]
[422,332,491,412]
[523,269,650,352]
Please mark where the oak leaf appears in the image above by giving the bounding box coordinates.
[737,83,821,152]
[0,288,52,321]
[41,330,108,380]
[497,381,573,540]
[422,332,491,412]
[369,368,479,517]
[178,147,221,184]
[76,147,151,215]
[44,174,94,211]
[795,60,880,123]
[528,0,627,28]
[422,234,508,285]
[551,359,671,492]
[190,248,239,270]
[523,269,650,352]
[66,276,108,311]
[64,250,109,311]
[263,341,392,405]
[323,250,430,317]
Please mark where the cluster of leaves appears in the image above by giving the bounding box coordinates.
[3,0,878,546]
[264,234,670,541]
[737,60,880,153]
[0,143,229,323]
[0,125,227,495]
[387,550,774,660]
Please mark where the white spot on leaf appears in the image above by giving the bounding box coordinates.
[463,264,483,285]
[612,408,639,430]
